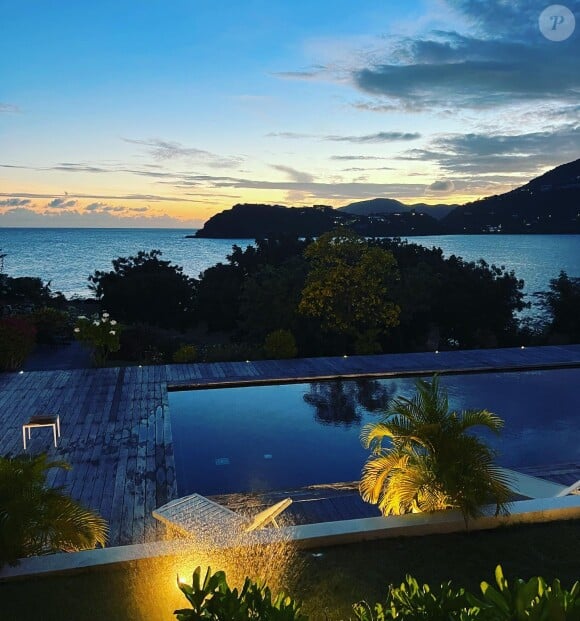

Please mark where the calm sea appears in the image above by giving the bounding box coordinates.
[0,229,579,307]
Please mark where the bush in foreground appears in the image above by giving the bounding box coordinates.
[0,454,108,568]
[0,316,37,371]
[174,565,580,620]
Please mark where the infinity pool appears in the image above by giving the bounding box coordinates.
[169,368,580,496]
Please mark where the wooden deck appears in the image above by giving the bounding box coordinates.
[0,344,579,547]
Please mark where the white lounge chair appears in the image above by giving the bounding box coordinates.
[501,467,580,499]
[153,493,292,541]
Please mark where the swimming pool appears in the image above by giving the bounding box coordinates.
[168,368,580,496]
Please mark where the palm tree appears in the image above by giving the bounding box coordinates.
[0,453,108,567]
[359,375,511,525]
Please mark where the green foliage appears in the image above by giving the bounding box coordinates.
[0,316,37,371]
[469,565,580,621]
[173,344,198,363]
[264,329,298,359]
[31,307,71,344]
[353,574,472,621]
[197,342,261,363]
[175,566,307,621]
[89,250,197,330]
[0,275,63,308]
[74,312,121,367]
[299,229,400,349]
[352,566,580,620]
[360,375,511,524]
[535,271,580,343]
[374,238,526,350]
[0,453,108,567]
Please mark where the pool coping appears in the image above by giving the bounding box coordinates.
[166,358,580,391]
[2,493,580,581]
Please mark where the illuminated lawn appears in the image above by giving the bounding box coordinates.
[2,520,580,620]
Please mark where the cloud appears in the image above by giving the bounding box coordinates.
[0,207,203,229]
[170,171,427,200]
[0,190,190,203]
[272,69,327,80]
[271,165,314,183]
[403,124,580,176]
[427,179,455,192]
[266,132,313,139]
[267,131,420,143]
[324,131,421,143]
[46,198,78,209]
[123,137,243,168]
[0,102,20,113]
[330,155,391,161]
[0,198,31,207]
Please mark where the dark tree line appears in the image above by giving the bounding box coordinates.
[84,233,578,361]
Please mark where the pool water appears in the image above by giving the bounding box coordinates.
[168,368,580,496]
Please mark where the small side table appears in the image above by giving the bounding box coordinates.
[22,414,61,450]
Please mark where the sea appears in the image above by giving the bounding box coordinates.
[0,229,579,311]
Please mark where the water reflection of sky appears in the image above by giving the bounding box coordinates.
[169,368,580,496]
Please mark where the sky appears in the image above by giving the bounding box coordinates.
[1,0,579,228]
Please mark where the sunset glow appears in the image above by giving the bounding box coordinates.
[1,0,578,227]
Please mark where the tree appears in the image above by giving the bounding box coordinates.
[359,375,511,525]
[0,454,108,567]
[299,229,400,353]
[89,250,197,330]
[536,270,580,342]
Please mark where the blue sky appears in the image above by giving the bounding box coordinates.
[1,0,579,227]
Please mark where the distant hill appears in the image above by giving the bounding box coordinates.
[193,158,580,238]
[442,158,580,233]
[339,198,456,220]
[193,204,355,238]
[194,203,442,238]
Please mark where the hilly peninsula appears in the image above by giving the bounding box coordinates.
[193,158,580,238]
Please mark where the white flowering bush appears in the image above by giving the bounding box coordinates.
[74,312,121,367]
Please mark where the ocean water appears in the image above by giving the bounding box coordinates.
[0,228,236,298]
[0,228,579,303]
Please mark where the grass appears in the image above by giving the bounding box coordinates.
[1,520,580,620]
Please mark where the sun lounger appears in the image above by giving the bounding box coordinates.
[501,467,580,499]
[152,493,292,540]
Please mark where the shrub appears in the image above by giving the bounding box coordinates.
[263,329,298,359]
[0,316,37,371]
[353,575,470,620]
[0,453,108,567]
[74,312,121,367]
[172,344,197,363]
[468,565,580,620]
[31,307,71,344]
[175,566,307,621]
[198,342,261,363]
[353,565,580,620]
[117,324,178,364]
[89,250,197,330]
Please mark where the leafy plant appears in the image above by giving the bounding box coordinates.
[0,453,108,567]
[31,307,71,344]
[89,249,197,330]
[175,566,307,621]
[299,229,400,348]
[360,375,511,525]
[264,329,298,359]
[173,344,198,363]
[74,312,121,367]
[353,574,474,620]
[0,316,37,371]
[468,565,580,620]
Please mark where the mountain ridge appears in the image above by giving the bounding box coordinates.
[193,158,580,238]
